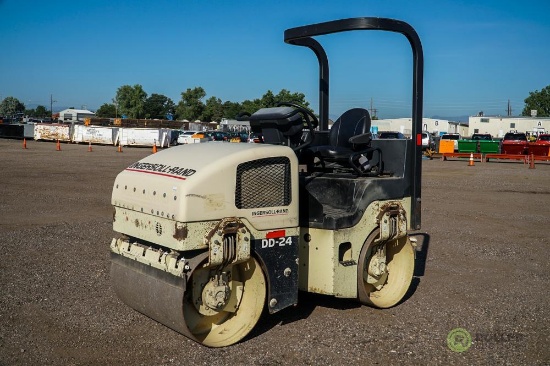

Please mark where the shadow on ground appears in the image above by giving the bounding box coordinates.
[248,232,431,341]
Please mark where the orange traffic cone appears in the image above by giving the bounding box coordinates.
[23,138,27,149]
[529,154,535,169]
[88,141,93,152]
[152,140,158,154]
[56,139,61,151]
[468,153,475,166]
[117,142,123,153]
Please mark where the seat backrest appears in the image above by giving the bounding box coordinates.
[329,108,371,148]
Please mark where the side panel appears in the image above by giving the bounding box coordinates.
[299,198,411,298]
[298,228,335,295]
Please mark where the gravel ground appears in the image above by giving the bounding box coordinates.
[0,138,549,365]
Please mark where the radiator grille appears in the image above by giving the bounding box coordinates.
[235,157,291,209]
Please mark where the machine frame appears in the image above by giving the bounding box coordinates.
[109,16,424,348]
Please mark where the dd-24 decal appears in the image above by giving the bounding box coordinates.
[260,236,294,248]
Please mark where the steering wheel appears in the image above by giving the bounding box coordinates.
[276,102,318,151]
[276,101,319,129]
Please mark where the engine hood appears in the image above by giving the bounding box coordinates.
[112,143,299,231]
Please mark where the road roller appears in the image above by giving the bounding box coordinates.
[110,17,424,347]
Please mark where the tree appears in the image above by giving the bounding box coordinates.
[202,96,224,122]
[96,103,117,118]
[259,90,277,108]
[240,98,262,115]
[0,96,25,117]
[35,105,48,118]
[176,87,206,121]
[522,85,550,117]
[272,89,310,109]
[222,101,243,120]
[115,84,147,119]
[143,94,175,119]
[237,89,312,116]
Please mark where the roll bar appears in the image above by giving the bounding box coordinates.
[284,17,424,229]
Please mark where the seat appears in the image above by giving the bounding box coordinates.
[310,108,372,160]
[302,108,381,175]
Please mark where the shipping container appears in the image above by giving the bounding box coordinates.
[117,128,171,147]
[34,123,71,141]
[73,125,118,145]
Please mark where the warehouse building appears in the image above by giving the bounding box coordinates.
[373,118,468,138]
[469,115,550,139]
[58,108,95,123]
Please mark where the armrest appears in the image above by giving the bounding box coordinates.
[349,132,372,148]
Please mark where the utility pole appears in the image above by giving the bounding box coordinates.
[506,99,512,117]
[369,98,378,118]
[50,94,57,119]
[113,97,118,119]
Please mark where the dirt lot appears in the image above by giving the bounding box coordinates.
[0,138,548,365]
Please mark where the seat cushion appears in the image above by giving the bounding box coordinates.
[308,145,353,160]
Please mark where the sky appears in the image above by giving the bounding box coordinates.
[1,0,549,120]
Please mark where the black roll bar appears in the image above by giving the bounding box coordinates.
[284,17,424,230]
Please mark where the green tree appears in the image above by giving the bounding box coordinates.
[259,90,276,107]
[240,98,262,115]
[222,101,244,119]
[522,85,550,117]
[202,96,224,122]
[143,93,175,119]
[147,86,312,121]
[35,105,48,118]
[115,84,147,119]
[96,103,117,118]
[237,89,312,116]
[0,96,25,117]
[176,87,206,121]
[273,89,310,109]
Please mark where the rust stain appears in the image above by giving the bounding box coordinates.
[206,217,242,242]
[134,219,140,228]
[35,124,71,141]
[376,202,402,222]
[173,223,188,241]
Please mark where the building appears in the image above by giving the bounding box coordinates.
[373,118,468,137]
[220,118,250,132]
[469,116,550,138]
[58,108,95,123]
